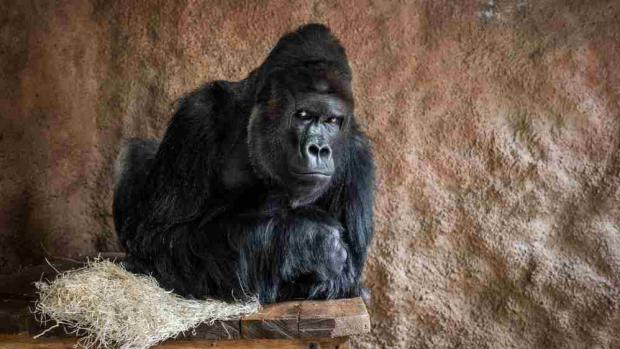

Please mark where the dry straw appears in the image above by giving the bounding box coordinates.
[34,259,260,349]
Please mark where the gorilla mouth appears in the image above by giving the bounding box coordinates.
[291,170,333,179]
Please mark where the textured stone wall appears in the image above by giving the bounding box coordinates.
[1,1,619,348]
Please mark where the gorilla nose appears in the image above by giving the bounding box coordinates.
[307,143,331,160]
[304,142,332,169]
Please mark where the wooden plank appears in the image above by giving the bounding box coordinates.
[0,335,349,349]
[240,300,301,339]
[298,298,370,339]
[0,298,371,340]
[159,338,349,349]
[0,335,77,349]
[181,319,241,340]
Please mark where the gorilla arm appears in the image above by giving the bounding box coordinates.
[128,196,351,303]
[198,204,349,304]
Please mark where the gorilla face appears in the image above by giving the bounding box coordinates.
[248,84,351,205]
[287,93,348,177]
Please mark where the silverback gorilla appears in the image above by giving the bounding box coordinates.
[113,24,374,304]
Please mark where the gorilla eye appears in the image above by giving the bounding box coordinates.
[295,110,312,119]
[325,117,342,125]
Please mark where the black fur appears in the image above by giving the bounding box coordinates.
[113,24,374,304]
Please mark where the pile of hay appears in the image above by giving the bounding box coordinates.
[34,260,260,349]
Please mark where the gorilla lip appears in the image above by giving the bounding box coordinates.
[291,170,333,178]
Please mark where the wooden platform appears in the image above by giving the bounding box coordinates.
[0,254,370,348]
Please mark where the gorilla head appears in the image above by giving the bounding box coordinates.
[247,25,355,206]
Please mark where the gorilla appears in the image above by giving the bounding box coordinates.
[113,24,374,304]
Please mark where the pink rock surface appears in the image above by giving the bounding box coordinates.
[1,1,619,347]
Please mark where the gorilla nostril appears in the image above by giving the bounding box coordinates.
[308,144,320,157]
[319,146,331,158]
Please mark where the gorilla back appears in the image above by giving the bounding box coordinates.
[113,24,374,304]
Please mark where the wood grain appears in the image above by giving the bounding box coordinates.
[0,335,350,349]
[299,298,370,339]
[240,300,301,339]
[181,320,241,340]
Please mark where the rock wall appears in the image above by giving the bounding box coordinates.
[1,1,619,348]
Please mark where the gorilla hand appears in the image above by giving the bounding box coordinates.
[279,209,349,282]
[310,222,348,281]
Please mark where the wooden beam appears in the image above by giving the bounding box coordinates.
[299,298,370,339]
[0,298,370,340]
[240,301,301,339]
[159,337,349,349]
[0,335,350,349]
[181,320,241,340]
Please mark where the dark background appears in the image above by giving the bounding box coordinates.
[1,1,619,348]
